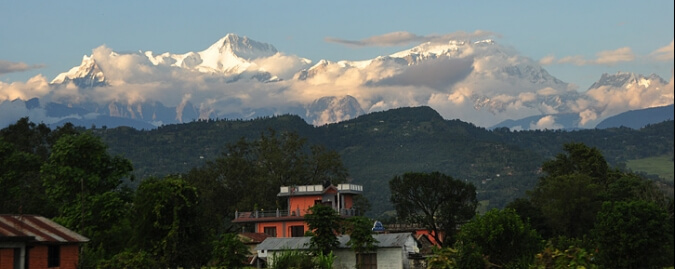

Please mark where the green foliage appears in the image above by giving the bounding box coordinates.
[532,241,598,269]
[131,176,208,268]
[304,204,341,255]
[210,233,249,268]
[40,132,134,265]
[345,216,378,254]
[270,250,334,269]
[185,128,348,232]
[541,142,609,181]
[455,208,543,269]
[97,249,158,269]
[426,247,459,269]
[389,171,478,246]
[592,200,673,269]
[626,154,674,182]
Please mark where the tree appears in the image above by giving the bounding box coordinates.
[454,208,543,269]
[344,216,379,268]
[131,176,208,268]
[592,200,673,269]
[0,138,50,215]
[185,129,348,234]
[210,233,249,268]
[40,132,134,266]
[529,174,603,238]
[389,172,477,246]
[528,143,611,238]
[305,204,341,255]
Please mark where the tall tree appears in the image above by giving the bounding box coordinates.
[455,208,542,269]
[40,132,134,266]
[389,172,477,246]
[131,176,208,268]
[0,138,50,215]
[186,129,348,234]
[305,204,341,256]
[592,200,674,269]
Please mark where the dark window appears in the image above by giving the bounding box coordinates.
[47,245,60,268]
[263,226,277,237]
[290,225,304,237]
[356,253,376,269]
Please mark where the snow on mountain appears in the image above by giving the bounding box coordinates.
[588,72,667,90]
[5,33,672,130]
[50,55,106,87]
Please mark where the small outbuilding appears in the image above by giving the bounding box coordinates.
[0,215,89,269]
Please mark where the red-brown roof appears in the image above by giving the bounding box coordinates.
[239,232,270,244]
[0,215,89,243]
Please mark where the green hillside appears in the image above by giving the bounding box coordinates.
[93,106,675,217]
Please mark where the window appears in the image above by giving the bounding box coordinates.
[263,226,277,237]
[356,253,376,269]
[290,225,304,237]
[47,245,60,268]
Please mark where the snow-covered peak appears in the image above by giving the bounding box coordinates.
[389,40,469,59]
[51,55,106,87]
[588,72,667,90]
[197,34,278,74]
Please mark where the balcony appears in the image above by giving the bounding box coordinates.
[277,183,363,196]
[234,207,360,222]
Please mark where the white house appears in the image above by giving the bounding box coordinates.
[254,233,425,269]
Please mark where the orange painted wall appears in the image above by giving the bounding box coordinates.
[288,195,321,216]
[343,194,354,209]
[257,220,309,238]
[0,248,14,269]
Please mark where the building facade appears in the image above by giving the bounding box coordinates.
[233,183,363,238]
[0,215,89,269]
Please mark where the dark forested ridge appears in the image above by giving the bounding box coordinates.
[92,106,674,217]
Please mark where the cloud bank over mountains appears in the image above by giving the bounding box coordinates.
[0,33,673,130]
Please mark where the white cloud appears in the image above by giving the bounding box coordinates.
[530,115,564,130]
[0,75,51,101]
[539,55,555,65]
[557,47,636,66]
[2,35,673,130]
[325,30,497,47]
[0,60,45,75]
[650,40,674,61]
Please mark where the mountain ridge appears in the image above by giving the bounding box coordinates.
[2,33,672,131]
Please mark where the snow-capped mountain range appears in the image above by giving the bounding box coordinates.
[1,33,672,130]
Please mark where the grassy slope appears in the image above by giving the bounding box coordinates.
[626,154,674,182]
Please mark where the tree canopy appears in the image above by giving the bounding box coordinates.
[305,204,341,256]
[389,171,478,246]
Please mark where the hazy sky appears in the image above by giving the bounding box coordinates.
[1,0,673,90]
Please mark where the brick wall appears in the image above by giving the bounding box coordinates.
[0,248,15,269]
[30,245,48,269]
[26,244,80,269]
[60,245,80,269]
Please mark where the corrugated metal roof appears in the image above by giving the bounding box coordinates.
[255,233,415,251]
[0,215,89,243]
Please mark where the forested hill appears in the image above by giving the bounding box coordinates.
[93,106,674,217]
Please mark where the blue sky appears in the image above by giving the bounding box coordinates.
[1,0,673,90]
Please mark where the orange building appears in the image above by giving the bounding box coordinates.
[233,183,363,238]
[0,215,89,269]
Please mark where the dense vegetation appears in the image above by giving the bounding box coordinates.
[2,106,673,268]
[90,106,674,217]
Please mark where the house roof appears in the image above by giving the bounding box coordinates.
[255,233,416,251]
[239,232,270,244]
[0,215,90,244]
